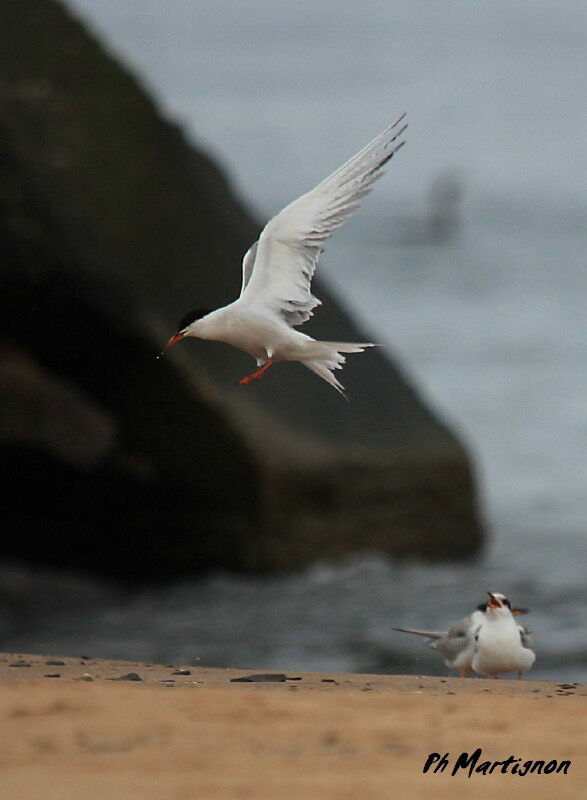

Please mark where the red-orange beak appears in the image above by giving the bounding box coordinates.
[157,331,185,358]
[512,607,529,616]
[487,592,501,610]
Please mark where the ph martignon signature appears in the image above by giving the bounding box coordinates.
[423,748,571,777]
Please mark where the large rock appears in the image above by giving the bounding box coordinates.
[0,0,482,577]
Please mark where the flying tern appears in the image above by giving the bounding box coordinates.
[471,592,535,679]
[394,595,530,678]
[159,115,407,394]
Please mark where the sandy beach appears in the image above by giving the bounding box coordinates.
[0,652,583,799]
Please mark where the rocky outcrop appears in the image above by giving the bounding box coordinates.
[0,0,482,577]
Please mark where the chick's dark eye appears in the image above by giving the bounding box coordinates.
[503,598,511,608]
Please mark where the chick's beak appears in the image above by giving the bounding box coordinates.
[487,592,501,609]
[158,331,185,359]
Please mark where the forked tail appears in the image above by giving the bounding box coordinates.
[301,341,375,396]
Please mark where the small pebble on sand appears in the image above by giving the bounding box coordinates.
[231,673,287,683]
[111,672,142,682]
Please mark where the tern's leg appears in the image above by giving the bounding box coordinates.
[236,358,274,386]
[517,671,523,680]
[459,668,467,678]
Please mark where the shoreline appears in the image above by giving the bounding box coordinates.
[0,653,584,799]
[0,651,583,696]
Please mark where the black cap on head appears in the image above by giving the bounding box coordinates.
[177,308,211,331]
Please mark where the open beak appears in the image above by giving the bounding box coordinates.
[157,331,185,359]
[487,592,501,610]
[512,607,529,616]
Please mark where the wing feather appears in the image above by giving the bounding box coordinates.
[241,241,258,293]
[239,115,407,325]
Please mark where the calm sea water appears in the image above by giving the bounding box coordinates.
[3,0,585,681]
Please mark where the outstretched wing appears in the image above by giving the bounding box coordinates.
[239,115,407,325]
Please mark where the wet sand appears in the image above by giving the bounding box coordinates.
[0,653,584,799]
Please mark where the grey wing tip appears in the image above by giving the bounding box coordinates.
[392,626,427,635]
[392,627,444,639]
[386,123,408,147]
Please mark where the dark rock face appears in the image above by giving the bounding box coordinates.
[0,0,482,578]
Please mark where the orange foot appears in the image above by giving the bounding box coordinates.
[236,358,273,386]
